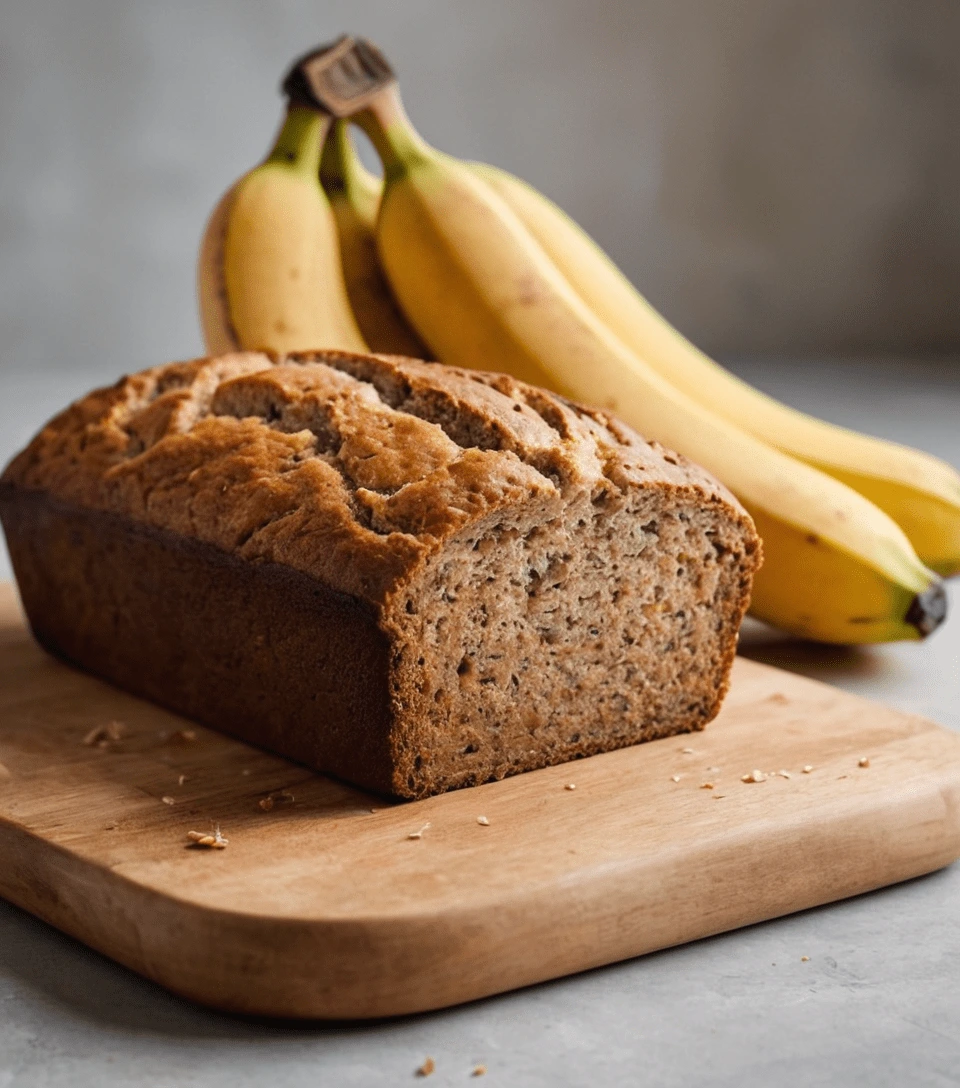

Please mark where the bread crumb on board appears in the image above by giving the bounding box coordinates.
[167,728,197,744]
[83,721,126,748]
[801,955,810,962]
[700,782,714,790]
[408,822,431,840]
[802,765,814,774]
[670,774,681,783]
[472,1065,487,1077]
[741,770,767,784]
[178,774,188,786]
[259,790,296,812]
[477,816,490,826]
[161,796,176,806]
[564,783,577,791]
[187,826,228,849]
[680,747,695,755]
[415,1056,435,1077]
[858,757,871,768]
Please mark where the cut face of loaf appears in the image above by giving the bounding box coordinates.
[0,351,761,798]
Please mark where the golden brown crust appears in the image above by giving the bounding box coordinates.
[2,350,755,608]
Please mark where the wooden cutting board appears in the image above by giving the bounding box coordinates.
[1,582,958,1020]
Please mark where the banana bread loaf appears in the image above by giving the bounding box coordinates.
[0,351,760,798]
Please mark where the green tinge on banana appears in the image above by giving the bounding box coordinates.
[470,163,960,578]
[198,106,367,357]
[319,120,428,358]
[354,85,946,644]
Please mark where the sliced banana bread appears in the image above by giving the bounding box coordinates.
[0,351,760,798]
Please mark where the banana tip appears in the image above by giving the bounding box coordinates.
[905,581,948,638]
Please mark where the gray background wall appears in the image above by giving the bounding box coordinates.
[1,0,959,386]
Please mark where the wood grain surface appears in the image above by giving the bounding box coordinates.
[0,581,958,1019]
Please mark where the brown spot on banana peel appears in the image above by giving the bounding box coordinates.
[515,274,540,306]
[905,581,947,638]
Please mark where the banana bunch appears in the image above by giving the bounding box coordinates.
[196,38,958,644]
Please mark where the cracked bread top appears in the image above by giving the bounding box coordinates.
[1,351,756,608]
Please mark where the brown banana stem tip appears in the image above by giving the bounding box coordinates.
[905,581,947,638]
[282,35,395,117]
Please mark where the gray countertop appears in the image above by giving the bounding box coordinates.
[1,357,958,1088]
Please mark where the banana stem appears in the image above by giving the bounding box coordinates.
[319,120,376,190]
[266,105,331,175]
[319,119,351,193]
[352,84,430,177]
[320,120,383,221]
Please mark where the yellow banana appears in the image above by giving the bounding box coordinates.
[354,83,946,644]
[198,105,367,355]
[470,162,960,577]
[319,120,428,357]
